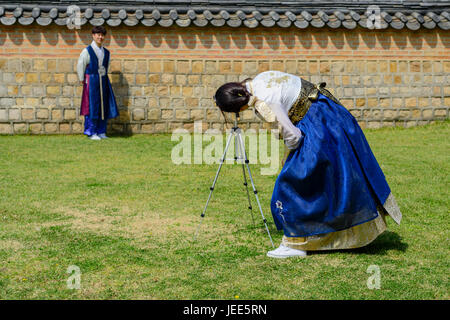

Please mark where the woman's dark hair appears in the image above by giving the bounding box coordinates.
[214,79,252,114]
[92,26,107,35]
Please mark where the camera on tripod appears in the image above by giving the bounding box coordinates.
[194,112,275,248]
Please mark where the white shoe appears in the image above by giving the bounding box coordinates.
[267,244,307,259]
[89,134,101,140]
[98,134,108,139]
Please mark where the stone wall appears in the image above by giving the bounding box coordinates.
[0,24,449,134]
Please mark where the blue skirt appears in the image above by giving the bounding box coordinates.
[270,93,391,237]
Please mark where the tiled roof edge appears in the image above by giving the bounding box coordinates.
[0,5,448,30]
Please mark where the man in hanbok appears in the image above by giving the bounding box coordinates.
[77,26,118,140]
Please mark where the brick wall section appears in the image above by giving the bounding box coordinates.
[0,24,449,134]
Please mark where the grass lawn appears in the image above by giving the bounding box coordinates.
[0,121,448,300]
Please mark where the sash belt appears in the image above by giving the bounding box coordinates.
[288,78,342,124]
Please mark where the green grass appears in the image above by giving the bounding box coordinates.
[0,121,448,299]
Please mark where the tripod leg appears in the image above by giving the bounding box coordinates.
[235,132,255,226]
[193,129,235,241]
[236,129,275,248]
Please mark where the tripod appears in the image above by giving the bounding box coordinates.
[194,113,275,248]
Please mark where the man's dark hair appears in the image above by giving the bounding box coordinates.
[92,26,107,35]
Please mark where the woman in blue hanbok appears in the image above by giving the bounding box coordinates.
[214,71,402,258]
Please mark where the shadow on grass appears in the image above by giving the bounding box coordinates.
[355,231,408,254]
[106,131,133,138]
[308,231,408,256]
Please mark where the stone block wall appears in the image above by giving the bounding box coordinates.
[0,24,449,134]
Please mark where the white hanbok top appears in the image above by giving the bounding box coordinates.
[76,41,109,82]
[246,71,303,150]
